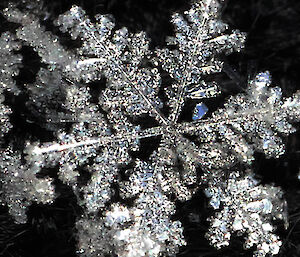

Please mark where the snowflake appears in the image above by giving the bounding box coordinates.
[0,1,300,257]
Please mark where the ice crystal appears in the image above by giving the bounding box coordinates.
[0,0,299,257]
[190,71,300,168]
[156,0,246,122]
[204,171,288,257]
[75,157,187,257]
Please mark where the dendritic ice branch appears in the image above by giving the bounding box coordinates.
[180,71,300,169]
[0,1,299,257]
[76,159,186,257]
[204,171,288,257]
[156,0,246,123]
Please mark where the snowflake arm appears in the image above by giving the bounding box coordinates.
[180,71,300,168]
[205,171,287,257]
[54,6,167,124]
[156,0,246,122]
[107,159,186,257]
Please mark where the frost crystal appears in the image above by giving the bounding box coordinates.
[0,0,299,257]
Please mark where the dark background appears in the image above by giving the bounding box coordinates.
[0,0,300,256]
